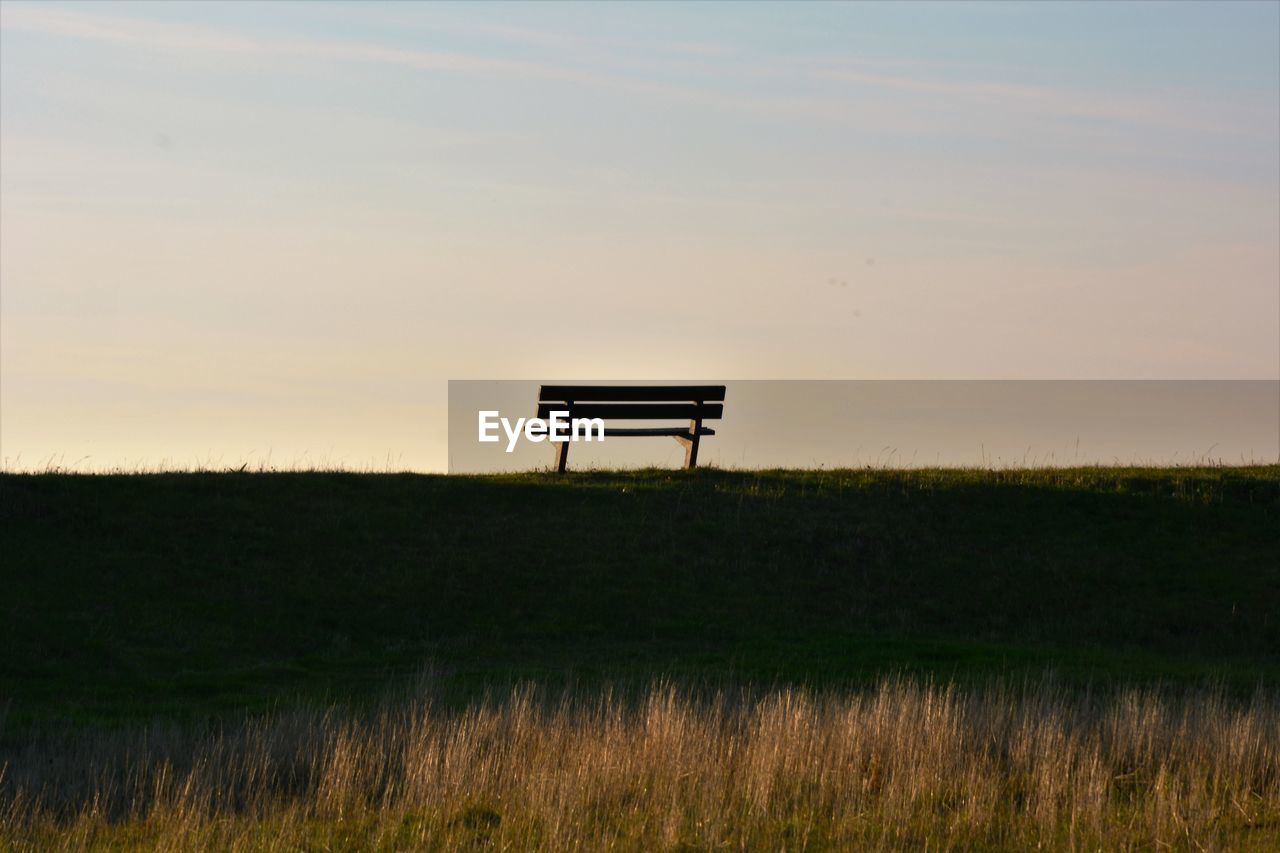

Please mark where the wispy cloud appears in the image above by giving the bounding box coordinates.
[0,6,851,129]
[2,4,1259,139]
[0,5,773,120]
[344,6,733,59]
[0,5,593,83]
[808,64,1254,133]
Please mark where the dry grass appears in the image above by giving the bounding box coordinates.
[2,678,1277,851]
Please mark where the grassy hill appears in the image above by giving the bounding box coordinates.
[2,466,1278,727]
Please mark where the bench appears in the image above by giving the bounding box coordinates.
[536,385,726,472]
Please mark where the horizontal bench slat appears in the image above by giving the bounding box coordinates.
[528,426,715,438]
[536,402,723,420]
[603,426,716,437]
[539,385,726,402]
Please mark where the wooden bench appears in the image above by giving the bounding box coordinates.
[537,385,726,472]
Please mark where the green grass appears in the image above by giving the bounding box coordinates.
[2,466,1278,729]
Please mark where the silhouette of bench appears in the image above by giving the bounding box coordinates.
[537,385,726,472]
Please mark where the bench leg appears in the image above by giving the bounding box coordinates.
[683,435,700,469]
[552,440,569,473]
[675,417,702,469]
[688,417,704,469]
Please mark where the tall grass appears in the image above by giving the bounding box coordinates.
[3,678,1277,850]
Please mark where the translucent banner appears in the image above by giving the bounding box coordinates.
[448,380,1278,474]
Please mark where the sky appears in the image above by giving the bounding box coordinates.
[1,1,1277,471]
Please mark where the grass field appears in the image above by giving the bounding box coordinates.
[5,678,1278,850]
[2,466,1279,848]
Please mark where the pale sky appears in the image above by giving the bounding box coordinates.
[1,1,1277,471]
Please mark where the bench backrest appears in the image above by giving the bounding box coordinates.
[536,385,725,421]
